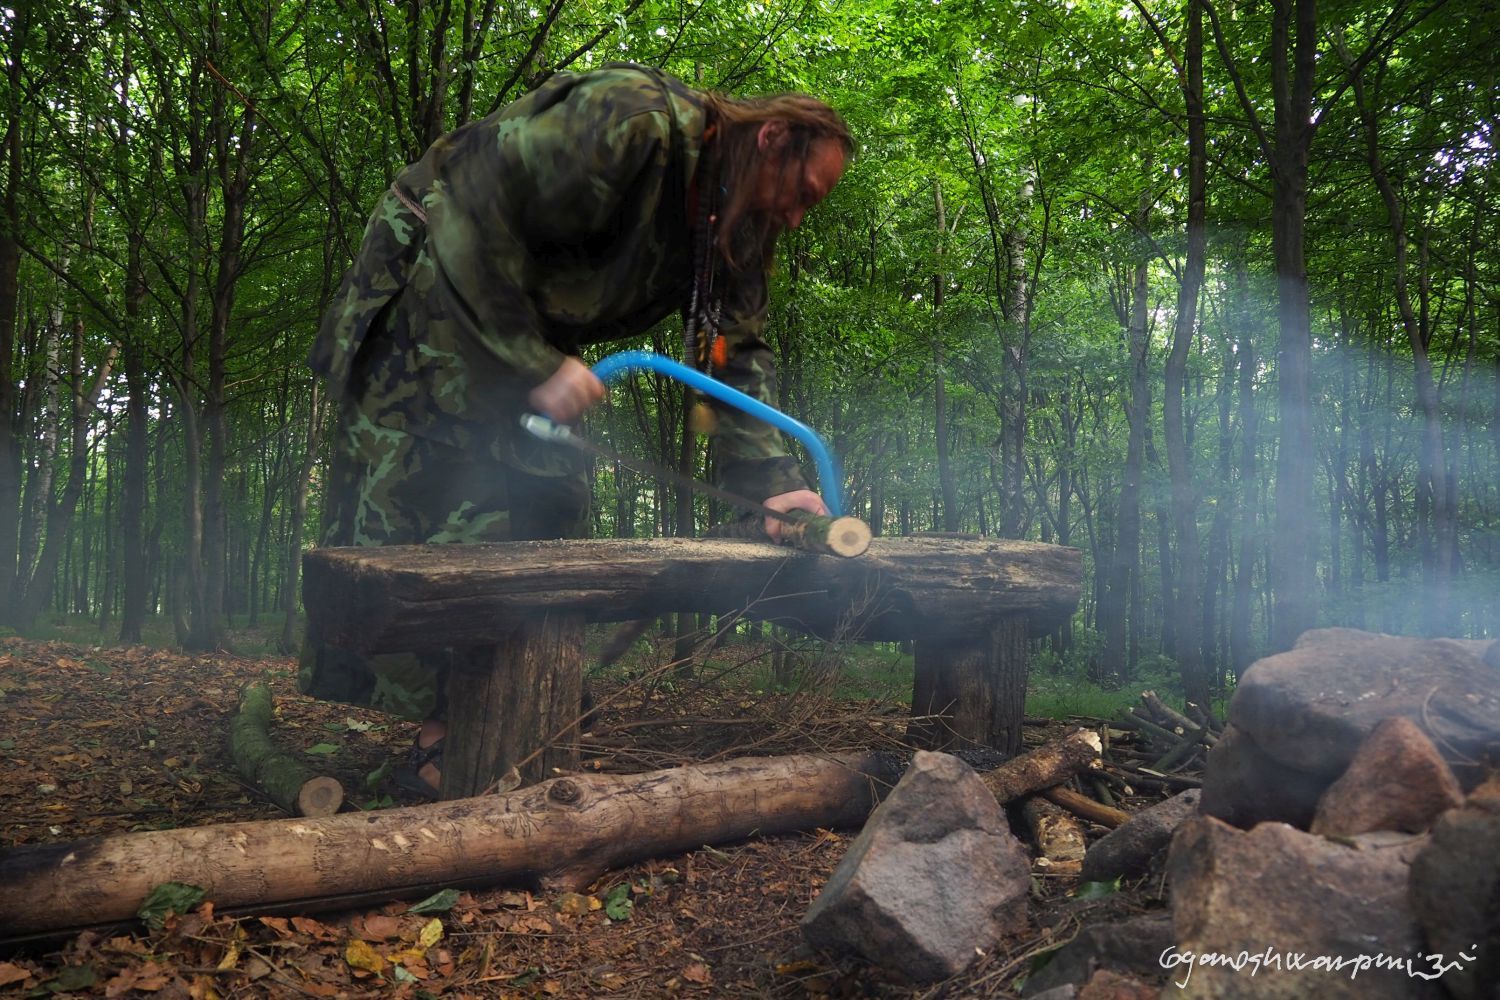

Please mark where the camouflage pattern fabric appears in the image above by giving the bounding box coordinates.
[301,64,807,716]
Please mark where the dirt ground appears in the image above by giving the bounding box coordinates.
[0,635,1171,998]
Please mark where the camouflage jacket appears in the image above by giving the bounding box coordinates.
[309,63,808,502]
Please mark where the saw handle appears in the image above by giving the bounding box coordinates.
[591,351,845,517]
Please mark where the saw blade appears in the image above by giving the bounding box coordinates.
[520,414,803,527]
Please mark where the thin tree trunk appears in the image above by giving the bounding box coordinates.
[1164,0,1210,709]
[15,322,118,628]
[0,1,30,621]
[18,289,63,584]
[933,179,959,532]
[1097,194,1152,686]
[1229,253,1258,676]
[1348,59,1452,635]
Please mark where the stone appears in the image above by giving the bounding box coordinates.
[1311,716,1465,836]
[1080,789,1200,883]
[1020,914,1172,997]
[1408,777,1500,1000]
[800,751,1030,983]
[1075,969,1159,1000]
[1202,629,1500,828]
[1166,815,1438,999]
[1199,724,1330,829]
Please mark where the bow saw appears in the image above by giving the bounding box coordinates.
[523,351,872,558]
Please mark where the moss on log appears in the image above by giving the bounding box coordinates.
[229,682,343,818]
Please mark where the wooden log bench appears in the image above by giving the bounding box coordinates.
[303,536,1082,799]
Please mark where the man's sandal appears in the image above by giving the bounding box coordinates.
[392,736,443,799]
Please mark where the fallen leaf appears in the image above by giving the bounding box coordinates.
[357,914,401,941]
[552,892,592,916]
[417,917,443,949]
[344,938,387,974]
[257,916,292,938]
[291,916,338,941]
[0,963,30,987]
[682,962,712,985]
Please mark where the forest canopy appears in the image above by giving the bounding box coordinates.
[0,0,1495,703]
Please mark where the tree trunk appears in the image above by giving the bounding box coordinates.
[933,179,959,532]
[0,1,29,621]
[189,19,252,651]
[1348,59,1452,636]
[279,381,322,653]
[1164,0,1211,709]
[1229,257,1259,675]
[17,287,62,586]
[1097,195,1152,686]
[1265,0,1319,652]
[14,324,118,628]
[119,228,149,643]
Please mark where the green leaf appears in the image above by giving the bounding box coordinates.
[344,717,374,732]
[304,742,340,755]
[137,882,207,930]
[392,964,418,983]
[0,738,15,750]
[406,888,461,914]
[1072,879,1121,901]
[39,963,96,994]
[603,883,633,921]
[365,760,393,788]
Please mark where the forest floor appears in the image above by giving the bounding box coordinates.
[0,631,1174,999]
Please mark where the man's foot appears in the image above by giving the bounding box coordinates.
[393,720,446,799]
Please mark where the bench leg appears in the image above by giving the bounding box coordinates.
[908,615,1028,756]
[440,612,585,798]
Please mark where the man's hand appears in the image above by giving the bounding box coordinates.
[762,489,830,542]
[529,356,606,423]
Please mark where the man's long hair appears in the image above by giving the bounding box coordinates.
[701,92,853,271]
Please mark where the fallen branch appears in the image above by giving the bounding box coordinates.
[1040,785,1131,829]
[1022,797,1086,874]
[979,728,1102,804]
[229,682,343,817]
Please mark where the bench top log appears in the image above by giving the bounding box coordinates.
[303,536,1082,653]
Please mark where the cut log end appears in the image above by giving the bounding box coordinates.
[297,777,345,818]
[782,514,873,558]
[824,516,873,558]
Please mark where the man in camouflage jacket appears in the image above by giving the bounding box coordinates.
[300,63,851,793]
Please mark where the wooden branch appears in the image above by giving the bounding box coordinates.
[1022,797,1087,874]
[979,728,1102,804]
[0,753,900,944]
[1140,691,1218,746]
[303,536,1082,651]
[706,514,872,557]
[229,682,343,817]
[1041,785,1131,829]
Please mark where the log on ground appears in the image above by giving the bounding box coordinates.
[0,752,902,943]
[229,682,343,817]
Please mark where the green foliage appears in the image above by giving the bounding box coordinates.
[136,882,207,931]
[1,0,1495,690]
